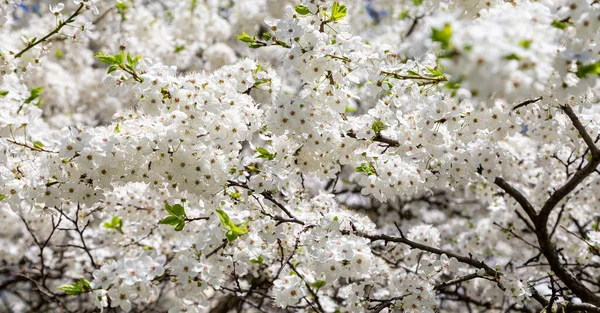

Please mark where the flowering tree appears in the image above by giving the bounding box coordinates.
[1,0,600,312]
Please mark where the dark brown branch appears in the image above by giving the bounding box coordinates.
[493,177,537,221]
[342,229,498,276]
[434,273,482,290]
[512,96,543,111]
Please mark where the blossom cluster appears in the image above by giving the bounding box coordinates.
[1,0,600,313]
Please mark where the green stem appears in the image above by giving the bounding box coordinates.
[14,4,85,59]
[381,70,447,82]
[119,64,144,83]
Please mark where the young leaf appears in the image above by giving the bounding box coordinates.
[174,44,186,53]
[294,4,310,15]
[331,2,347,21]
[57,278,90,295]
[576,61,600,78]
[126,52,133,65]
[236,31,255,43]
[107,65,119,74]
[355,163,376,176]
[94,51,118,65]
[519,40,532,49]
[371,120,386,135]
[426,66,444,77]
[226,230,238,242]
[24,86,43,104]
[431,24,452,50]
[174,221,186,231]
[249,42,267,49]
[0,91,8,97]
[312,280,327,288]
[165,202,186,217]
[103,216,123,232]
[216,209,234,230]
[78,278,91,292]
[504,53,522,61]
[114,52,125,65]
[216,209,247,241]
[256,147,275,160]
[551,20,566,30]
[159,216,181,226]
[261,32,273,41]
[57,283,83,295]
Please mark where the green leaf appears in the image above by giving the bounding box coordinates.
[226,230,238,242]
[345,105,357,113]
[107,65,119,74]
[412,0,423,5]
[371,120,386,135]
[236,31,255,43]
[445,81,461,90]
[165,202,186,217]
[249,42,267,49]
[576,61,600,78]
[261,32,273,41]
[189,0,198,12]
[114,123,121,133]
[174,221,186,231]
[103,216,123,231]
[256,147,276,160]
[55,49,63,58]
[116,1,129,13]
[94,51,119,65]
[57,279,90,295]
[551,20,566,30]
[216,209,248,242]
[174,44,186,53]
[114,52,125,65]
[159,216,182,226]
[250,255,264,264]
[216,209,234,229]
[426,66,444,77]
[406,70,420,76]
[24,86,43,104]
[58,284,83,295]
[229,190,242,200]
[312,280,327,288]
[331,2,347,21]
[355,162,376,176]
[294,4,310,15]
[519,40,532,49]
[431,24,452,50]
[79,278,91,291]
[275,40,291,48]
[0,194,5,201]
[504,53,522,61]
[0,91,8,97]
[398,10,410,20]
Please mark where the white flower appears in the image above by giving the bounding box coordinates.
[92,290,108,309]
[107,285,133,312]
[273,275,305,307]
[49,3,64,17]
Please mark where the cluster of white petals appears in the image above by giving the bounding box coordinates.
[1,0,600,313]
